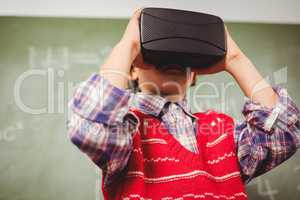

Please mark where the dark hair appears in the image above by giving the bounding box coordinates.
[128,65,141,93]
[128,79,140,93]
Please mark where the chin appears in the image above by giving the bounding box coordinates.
[158,86,185,96]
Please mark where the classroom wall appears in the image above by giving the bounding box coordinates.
[0,0,300,24]
[0,17,299,200]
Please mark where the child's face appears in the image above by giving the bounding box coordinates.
[130,54,196,100]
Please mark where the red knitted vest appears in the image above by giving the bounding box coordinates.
[102,109,247,200]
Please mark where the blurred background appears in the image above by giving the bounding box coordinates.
[0,0,299,200]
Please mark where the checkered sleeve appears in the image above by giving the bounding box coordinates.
[67,73,139,186]
[70,73,132,125]
[235,86,300,183]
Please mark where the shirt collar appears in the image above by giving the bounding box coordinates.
[129,91,197,120]
[176,96,197,119]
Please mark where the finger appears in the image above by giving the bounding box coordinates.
[224,25,233,41]
[224,24,228,33]
[132,8,143,20]
[191,68,208,75]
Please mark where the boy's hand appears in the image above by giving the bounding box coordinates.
[100,8,142,89]
[192,26,244,75]
[119,8,142,63]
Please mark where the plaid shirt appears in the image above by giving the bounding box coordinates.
[67,73,300,185]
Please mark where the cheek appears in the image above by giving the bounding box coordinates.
[137,69,163,91]
[139,70,160,85]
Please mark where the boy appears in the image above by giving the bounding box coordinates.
[67,9,300,199]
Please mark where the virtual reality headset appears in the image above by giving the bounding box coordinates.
[139,7,227,69]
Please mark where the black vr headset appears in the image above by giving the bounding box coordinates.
[139,7,227,69]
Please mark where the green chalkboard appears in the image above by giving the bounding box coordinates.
[0,17,299,200]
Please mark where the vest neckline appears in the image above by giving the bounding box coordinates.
[146,113,206,168]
